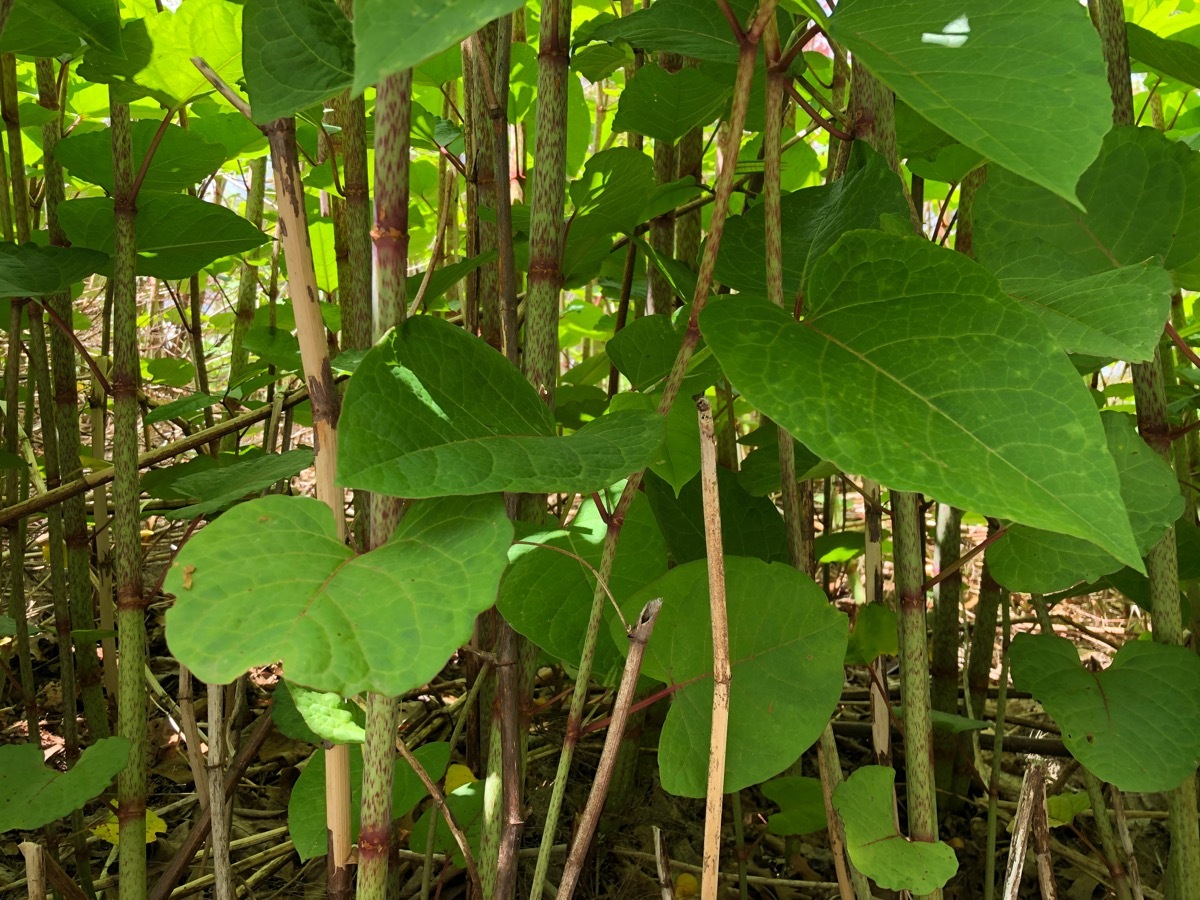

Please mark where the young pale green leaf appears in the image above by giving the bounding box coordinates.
[761,776,827,837]
[166,448,316,519]
[828,0,1111,205]
[271,680,364,745]
[644,469,788,566]
[833,766,959,893]
[497,491,666,681]
[611,63,731,144]
[1010,634,1200,792]
[0,243,107,298]
[289,741,451,861]
[78,0,244,110]
[338,316,663,497]
[987,412,1183,593]
[0,737,130,831]
[243,0,353,123]
[352,0,526,94]
[618,557,847,796]
[975,126,1200,290]
[165,494,513,696]
[54,121,227,193]
[38,0,123,53]
[701,231,1142,570]
[59,193,270,281]
[714,143,911,298]
[284,682,366,744]
[587,0,757,63]
[1127,23,1200,90]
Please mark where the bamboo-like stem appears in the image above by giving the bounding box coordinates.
[557,598,662,900]
[1001,761,1044,897]
[984,597,1011,900]
[696,398,732,900]
[207,683,232,899]
[110,89,150,900]
[2,54,30,241]
[1083,771,1134,900]
[463,21,503,349]
[18,842,46,900]
[1089,3,1200,892]
[528,13,772,895]
[358,65,413,900]
[227,155,267,392]
[36,59,108,736]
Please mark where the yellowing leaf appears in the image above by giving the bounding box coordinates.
[91,807,166,845]
[444,763,477,795]
[675,872,699,898]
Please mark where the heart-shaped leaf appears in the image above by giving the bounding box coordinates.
[1010,634,1200,792]
[165,493,513,696]
[618,556,847,797]
[702,230,1141,569]
[0,737,130,831]
[611,63,731,144]
[761,776,827,836]
[833,765,959,893]
[338,316,664,498]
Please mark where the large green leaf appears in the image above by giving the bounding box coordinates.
[58,193,270,281]
[0,737,130,831]
[569,148,656,236]
[243,0,353,123]
[165,494,513,696]
[975,126,1200,291]
[338,317,664,498]
[289,741,450,861]
[78,0,244,110]
[0,243,107,299]
[587,0,757,64]
[828,0,1111,205]
[702,231,1141,569]
[644,469,787,566]
[714,143,911,298]
[618,557,847,796]
[54,121,227,194]
[352,0,526,94]
[37,0,122,53]
[1127,22,1200,90]
[1,1,79,55]
[1010,634,1200,792]
[987,412,1183,593]
[611,63,731,144]
[497,490,666,680]
[833,766,959,893]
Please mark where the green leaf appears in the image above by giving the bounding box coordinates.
[606,314,678,391]
[243,0,353,123]
[1,1,79,55]
[987,412,1183,593]
[278,680,366,744]
[338,317,664,498]
[569,148,656,237]
[833,766,959,893]
[975,126,1200,291]
[736,435,829,497]
[143,357,196,389]
[0,243,107,299]
[1010,634,1200,792]
[405,251,498,309]
[409,780,484,869]
[844,602,898,666]
[701,231,1142,570]
[571,43,633,83]
[644,469,788,566]
[169,448,316,519]
[289,741,451,861]
[497,491,666,679]
[78,0,244,110]
[587,0,757,63]
[352,0,526,94]
[761,775,827,836]
[714,143,911,298]
[896,101,983,185]
[828,0,1111,205]
[37,0,123,53]
[1046,791,1091,828]
[619,557,847,796]
[165,494,513,696]
[0,737,131,831]
[144,393,219,426]
[59,193,270,281]
[611,391,700,496]
[1127,23,1200,90]
[54,121,227,193]
[611,63,731,145]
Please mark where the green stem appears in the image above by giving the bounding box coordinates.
[224,155,267,448]
[1082,770,1133,900]
[110,89,149,900]
[983,597,1011,900]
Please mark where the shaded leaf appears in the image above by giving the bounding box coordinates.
[0,738,130,831]
[0,242,107,299]
[844,602,898,667]
[761,776,827,836]
[612,63,731,144]
[54,121,227,193]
